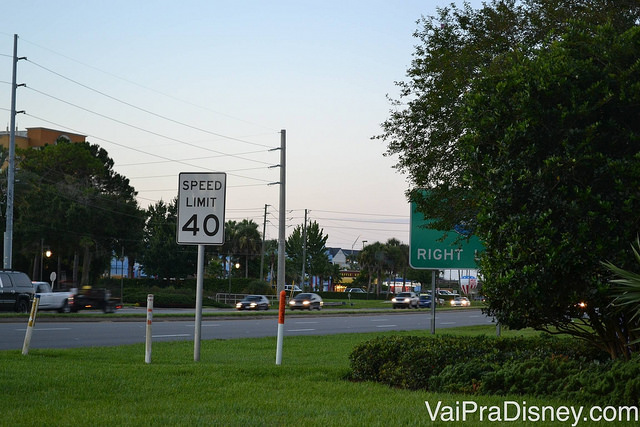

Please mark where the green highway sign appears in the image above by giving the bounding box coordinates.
[410,202,484,270]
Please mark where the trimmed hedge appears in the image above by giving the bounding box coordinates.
[97,277,273,293]
[97,278,273,307]
[347,335,640,406]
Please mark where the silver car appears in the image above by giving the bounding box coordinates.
[236,295,270,311]
[392,291,419,309]
[288,293,323,310]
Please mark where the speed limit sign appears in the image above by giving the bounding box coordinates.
[177,172,226,245]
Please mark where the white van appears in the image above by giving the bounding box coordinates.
[284,285,302,292]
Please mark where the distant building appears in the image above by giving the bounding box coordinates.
[326,247,360,269]
[109,256,145,278]
[0,127,86,151]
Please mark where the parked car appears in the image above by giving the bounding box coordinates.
[235,295,270,311]
[391,291,419,309]
[418,294,433,308]
[345,288,366,293]
[450,296,471,307]
[425,292,445,305]
[0,271,34,313]
[289,293,323,310]
[284,285,302,293]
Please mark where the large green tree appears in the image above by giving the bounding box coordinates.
[466,20,640,358]
[11,139,144,285]
[140,198,195,279]
[378,1,640,358]
[285,220,330,289]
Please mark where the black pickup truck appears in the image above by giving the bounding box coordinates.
[71,287,119,313]
[0,271,34,313]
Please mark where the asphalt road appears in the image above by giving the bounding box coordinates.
[0,308,495,351]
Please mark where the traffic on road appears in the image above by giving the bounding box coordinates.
[0,308,494,351]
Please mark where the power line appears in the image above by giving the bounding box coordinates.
[18,36,277,133]
[26,58,276,148]
[23,112,274,184]
[120,158,269,169]
[312,216,407,225]
[312,209,408,218]
[24,85,275,166]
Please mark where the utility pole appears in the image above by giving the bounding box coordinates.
[4,34,24,269]
[300,209,307,290]
[276,130,286,293]
[260,204,268,281]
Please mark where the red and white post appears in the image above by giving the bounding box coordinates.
[275,290,286,365]
[145,294,153,364]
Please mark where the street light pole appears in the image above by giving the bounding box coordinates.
[228,252,232,296]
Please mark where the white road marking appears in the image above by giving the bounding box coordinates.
[287,328,316,332]
[376,325,398,328]
[152,334,191,338]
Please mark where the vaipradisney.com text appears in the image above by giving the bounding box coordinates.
[425,400,638,426]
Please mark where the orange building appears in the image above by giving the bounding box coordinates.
[0,127,86,150]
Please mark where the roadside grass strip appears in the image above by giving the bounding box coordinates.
[1,326,634,426]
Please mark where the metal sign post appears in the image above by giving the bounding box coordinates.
[177,172,226,362]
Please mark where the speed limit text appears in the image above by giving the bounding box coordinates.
[181,179,224,191]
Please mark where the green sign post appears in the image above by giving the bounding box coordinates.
[409,202,484,270]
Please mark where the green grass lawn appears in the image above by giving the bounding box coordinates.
[2,326,629,426]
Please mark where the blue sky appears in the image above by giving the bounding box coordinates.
[1,0,480,249]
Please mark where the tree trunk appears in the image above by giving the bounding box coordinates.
[73,252,79,285]
[81,245,91,286]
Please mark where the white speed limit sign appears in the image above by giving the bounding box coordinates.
[177,172,226,245]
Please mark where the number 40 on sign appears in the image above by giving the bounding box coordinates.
[176,172,227,246]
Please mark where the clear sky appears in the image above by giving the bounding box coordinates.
[1,0,479,251]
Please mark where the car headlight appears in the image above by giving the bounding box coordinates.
[289,300,295,305]
[250,303,257,307]
[391,298,397,303]
[450,300,455,306]
[236,303,242,308]
[303,300,310,305]
[403,298,410,303]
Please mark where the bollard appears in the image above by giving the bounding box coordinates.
[145,294,153,364]
[275,290,286,365]
[22,295,40,356]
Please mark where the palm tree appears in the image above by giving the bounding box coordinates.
[604,237,640,345]
[235,219,262,278]
[222,220,239,275]
[385,238,410,291]
[359,241,388,296]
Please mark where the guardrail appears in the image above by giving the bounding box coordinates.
[214,293,281,305]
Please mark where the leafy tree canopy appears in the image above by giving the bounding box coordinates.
[10,139,144,284]
[141,198,195,279]
[378,0,640,358]
[285,220,329,288]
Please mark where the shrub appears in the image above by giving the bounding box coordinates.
[346,334,640,406]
